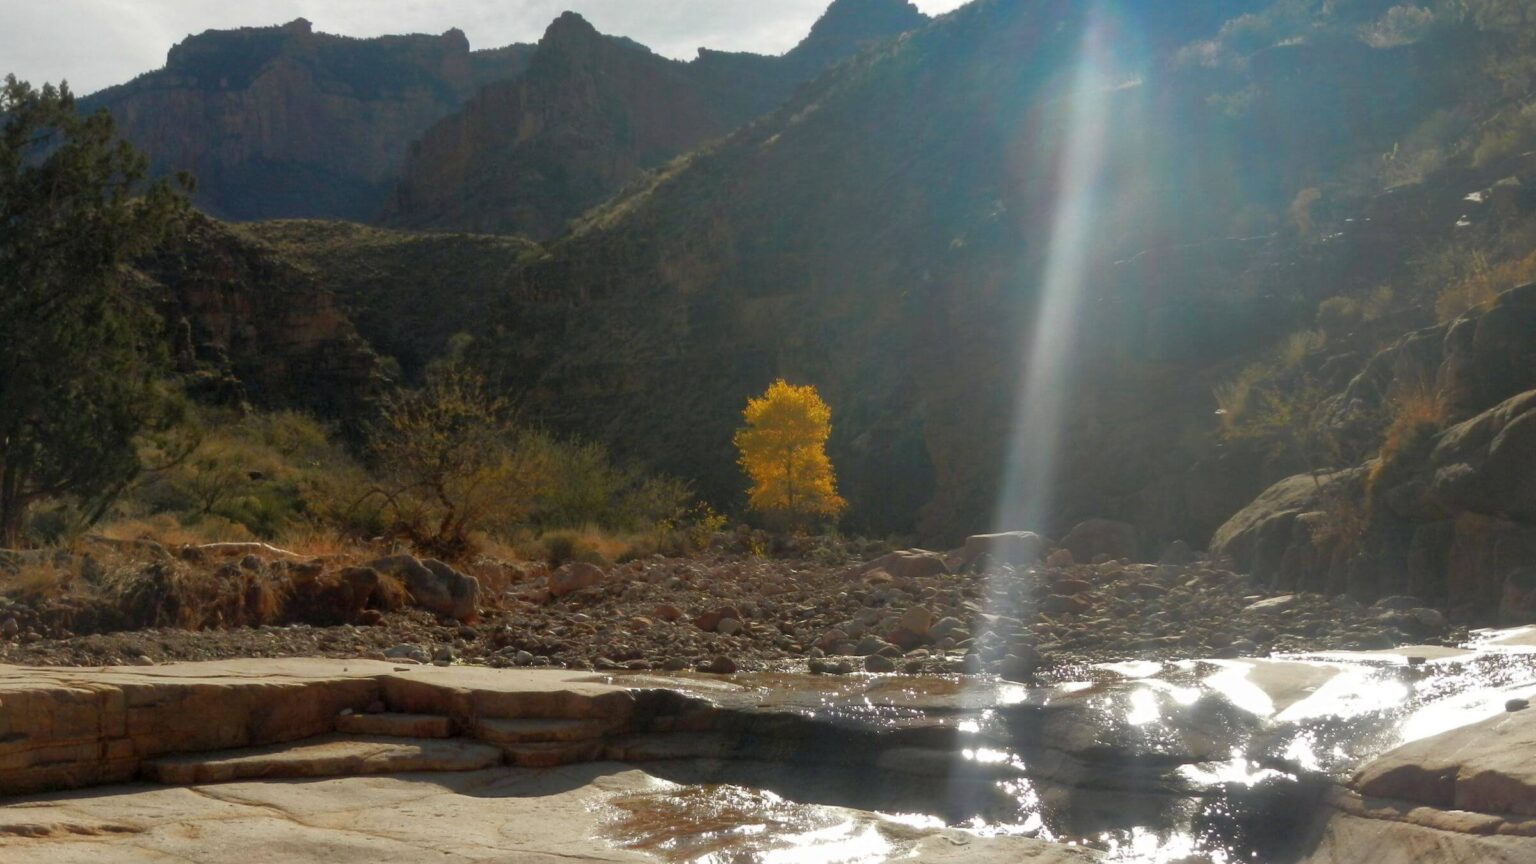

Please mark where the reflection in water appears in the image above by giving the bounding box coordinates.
[605,784,893,864]
[607,629,1536,863]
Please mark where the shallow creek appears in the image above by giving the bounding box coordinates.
[596,626,1536,862]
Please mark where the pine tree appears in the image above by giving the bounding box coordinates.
[733,380,846,527]
[0,76,190,545]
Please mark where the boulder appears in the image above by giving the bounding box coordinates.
[956,531,1047,571]
[693,605,744,633]
[1353,708,1536,817]
[698,655,738,674]
[927,616,966,642]
[1503,567,1536,625]
[898,606,935,636]
[367,555,480,622]
[327,566,381,623]
[548,562,605,598]
[855,550,950,580]
[1157,539,1194,565]
[1061,519,1139,563]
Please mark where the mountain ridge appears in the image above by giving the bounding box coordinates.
[380,0,930,238]
[82,18,536,221]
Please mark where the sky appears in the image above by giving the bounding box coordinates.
[4,0,971,96]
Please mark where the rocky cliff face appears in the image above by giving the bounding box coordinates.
[1213,282,1536,620]
[381,0,927,239]
[84,19,533,222]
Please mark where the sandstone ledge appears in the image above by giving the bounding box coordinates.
[0,659,638,797]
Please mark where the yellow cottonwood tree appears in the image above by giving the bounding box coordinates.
[733,380,846,524]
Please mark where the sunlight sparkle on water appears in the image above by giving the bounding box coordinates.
[1179,748,1292,787]
[1126,687,1161,725]
[753,823,891,864]
[1202,660,1276,717]
[1275,669,1408,722]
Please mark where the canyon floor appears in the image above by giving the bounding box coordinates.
[0,545,1472,679]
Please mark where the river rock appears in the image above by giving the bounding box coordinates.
[928,617,965,642]
[857,550,950,580]
[698,654,738,674]
[694,605,744,632]
[1041,594,1090,616]
[548,562,605,598]
[899,606,935,636]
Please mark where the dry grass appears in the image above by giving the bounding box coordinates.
[1368,380,1449,495]
[1436,249,1536,322]
[372,571,411,612]
[273,527,359,559]
[3,561,74,600]
[96,515,254,547]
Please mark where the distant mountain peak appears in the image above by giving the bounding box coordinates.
[543,11,602,44]
[792,0,927,65]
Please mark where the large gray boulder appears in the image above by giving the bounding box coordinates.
[1427,389,1536,522]
[367,555,480,621]
[1210,470,1359,579]
[956,531,1047,571]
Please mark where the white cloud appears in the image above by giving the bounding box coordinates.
[3,0,973,96]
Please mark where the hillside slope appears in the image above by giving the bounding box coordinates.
[476,0,1520,542]
[240,221,536,378]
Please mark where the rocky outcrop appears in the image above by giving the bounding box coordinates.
[83,19,534,221]
[237,220,536,378]
[1213,286,1536,619]
[382,1,927,239]
[135,214,385,419]
[1302,708,1536,862]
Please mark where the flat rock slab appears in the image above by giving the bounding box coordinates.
[143,735,503,784]
[0,659,640,796]
[1302,809,1536,863]
[336,712,453,738]
[0,766,1097,863]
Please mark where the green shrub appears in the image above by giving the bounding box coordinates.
[1316,296,1362,342]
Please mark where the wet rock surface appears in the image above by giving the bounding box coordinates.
[2,627,1536,862]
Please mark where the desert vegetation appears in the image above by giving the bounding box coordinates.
[0,77,722,583]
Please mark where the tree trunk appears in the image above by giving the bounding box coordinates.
[0,460,23,548]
